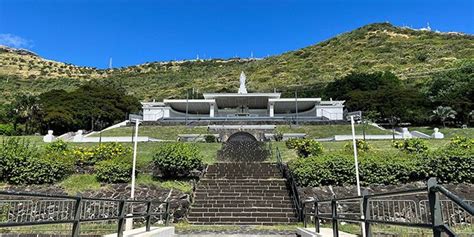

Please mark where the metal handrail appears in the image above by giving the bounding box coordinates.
[272,144,303,221]
[302,178,473,237]
[0,190,170,237]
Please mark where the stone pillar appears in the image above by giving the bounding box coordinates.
[269,102,274,117]
[209,103,215,117]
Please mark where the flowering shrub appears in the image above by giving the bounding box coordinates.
[448,136,474,149]
[71,143,131,166]
[344,140,372,152]
[286,139,323,158]
[285,138,300,149]
[45,140,69,152]
[392,138,428,153]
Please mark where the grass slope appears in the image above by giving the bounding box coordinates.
[1,23,473,103]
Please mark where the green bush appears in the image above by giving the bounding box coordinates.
[285,138,300,149]
[392,138,428,153]
[0,124,14,136]
[293,139,324,158]
[344,140,372,152]
[289,145,473,187]
[289,153,420,186]
[0,138,73,184]
[45,140,69,152]
[153,143,203,178]
[448,136,474,149]
[422,148,473,183]
[204,135,217,143]
[95,158,132,183]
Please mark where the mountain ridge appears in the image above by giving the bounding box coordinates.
[0,22,473,102]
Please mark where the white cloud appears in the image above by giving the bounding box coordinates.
[0,33,33,49]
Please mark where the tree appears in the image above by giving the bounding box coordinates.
[430,106,457,127]
[7,94,43,134]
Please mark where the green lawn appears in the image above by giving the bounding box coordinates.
[89,124,393,140]
[91,125,210,140]
[277,124,392,138]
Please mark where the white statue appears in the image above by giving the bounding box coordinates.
[238,71,248,94]
[432,128,444,139]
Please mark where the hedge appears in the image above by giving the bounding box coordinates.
[95,158,132,183]
[0,138,73,184]
[153,143,203,178]
[289,146,473,187]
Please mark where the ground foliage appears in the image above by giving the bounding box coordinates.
[289,137,473,186]
[152,142,204,178]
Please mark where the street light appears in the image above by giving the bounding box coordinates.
[350,115,365,237]
[126,118,140,231]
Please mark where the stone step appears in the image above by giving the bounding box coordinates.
[187,216,297,224]
[190,207,295,213]
[188,212,296,218]
[193,198,293,204]
[189,222,293,225]
[192,202,294,209]
[195,190,289,196]
[194,196,290,202]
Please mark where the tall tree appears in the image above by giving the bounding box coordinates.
[430,106,457,128]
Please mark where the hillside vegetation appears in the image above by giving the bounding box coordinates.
[0,23,473,103]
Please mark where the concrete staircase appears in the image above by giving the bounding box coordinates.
[188,162,297,225]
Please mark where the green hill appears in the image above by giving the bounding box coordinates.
[1,23,473,102]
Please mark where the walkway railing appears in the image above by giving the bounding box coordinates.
[0,190,170,237]
[302,178,473,237]
[272,144,303,221]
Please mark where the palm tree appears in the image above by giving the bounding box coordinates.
[430,106,457,128]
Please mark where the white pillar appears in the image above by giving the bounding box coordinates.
[269,102,274,117]
[209,103,215,117]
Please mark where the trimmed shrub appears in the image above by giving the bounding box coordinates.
[294,139,324,158]
[153,143,203,178]
[285,138,300,149]
[344,140,372,152]
[45,140,69,152]
[392,138,428,153]
[95,158,132,183]
[204,134,217,143]
[0,138,73,184]
[422,148,473,183]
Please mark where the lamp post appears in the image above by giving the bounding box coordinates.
[125,118,140,231]
[350,115,365,237]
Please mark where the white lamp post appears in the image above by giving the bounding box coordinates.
[125,118,140,231]
[350,115,365,237]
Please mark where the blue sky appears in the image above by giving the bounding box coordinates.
[1,0,473,68]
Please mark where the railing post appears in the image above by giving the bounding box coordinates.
[362,190,371,237]
[302,202,307,227]
[117,200,126,237]
[164,201,170,226]
[71,196,82,237]
[145,201,152,231]
[331,199,339,237]
[314,201,320,233]
[428,178,443,237]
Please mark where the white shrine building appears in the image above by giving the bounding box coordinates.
[141,72,345,122]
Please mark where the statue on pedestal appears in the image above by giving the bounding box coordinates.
[238,71,248,94]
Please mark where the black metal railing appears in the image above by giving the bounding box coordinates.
[272,144,303,221]
[302,177,474,237]
[0,190,170,237]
